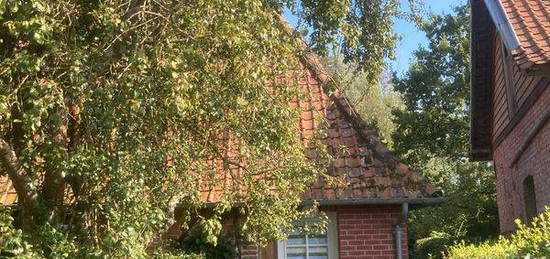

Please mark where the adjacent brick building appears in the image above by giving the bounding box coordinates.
[470,0,550,233]
[0,17,443,259]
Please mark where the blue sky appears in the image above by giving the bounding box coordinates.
[283,0,465,73]
[392,0,465,73]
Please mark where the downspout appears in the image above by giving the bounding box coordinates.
[394,202,409,259]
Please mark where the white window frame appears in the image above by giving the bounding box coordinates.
[277,212,338,259]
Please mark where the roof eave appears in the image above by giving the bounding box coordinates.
[470,0,495,162]
[470,149,493,161]
[483,0,550,74]
[198,197,446,210]
[483,0,520,52]
[303,197,446,209]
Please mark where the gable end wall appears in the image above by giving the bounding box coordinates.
[491,35,550,233]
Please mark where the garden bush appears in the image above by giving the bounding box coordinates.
[447,207,550,259]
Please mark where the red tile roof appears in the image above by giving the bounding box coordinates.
[501,0,550,69]
[198,52,438,203]
[292,54,437,201]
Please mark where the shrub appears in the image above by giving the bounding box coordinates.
[447,207,550,259]
[446,239,516,259]
[0,207,201,258]
[413,232,453,259]
[0,207,40,258]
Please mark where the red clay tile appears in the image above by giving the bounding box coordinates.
[500,0,550,68]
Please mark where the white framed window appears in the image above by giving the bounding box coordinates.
[277,212,338,259]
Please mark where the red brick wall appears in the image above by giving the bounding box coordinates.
[492,79,550,233]
[336,205,407,259]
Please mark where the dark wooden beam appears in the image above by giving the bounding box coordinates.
[493,77,550,147]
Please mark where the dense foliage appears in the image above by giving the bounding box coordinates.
[296,0,408,84]
[322,57,404,147]
[447,207,550,259]
[393,3,470,162]
[0,0,409,257]
[391,3,499,258]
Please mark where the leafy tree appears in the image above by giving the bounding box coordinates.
[391,3,499,258]
[393,3,471,163]
[322,57,404,147]
[0,0,410,257]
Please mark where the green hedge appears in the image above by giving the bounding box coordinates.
[447,207,550,259]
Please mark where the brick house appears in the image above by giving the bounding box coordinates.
[197,50,443,259]
[470,0,550,233]
[0,19,443,259]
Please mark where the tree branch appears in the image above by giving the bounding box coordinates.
[42,105,70,217]
[0,138,37,207]
[66,103,83,197]
[147,195,181,250]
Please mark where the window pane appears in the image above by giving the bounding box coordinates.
[286,246,307,259]
[283,219,333,259]
[287,234,306,245]
[523,176,537,223]
[308,234,327,244]
[308,245,328,255]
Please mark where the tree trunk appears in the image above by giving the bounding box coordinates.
[0,139,38,230]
